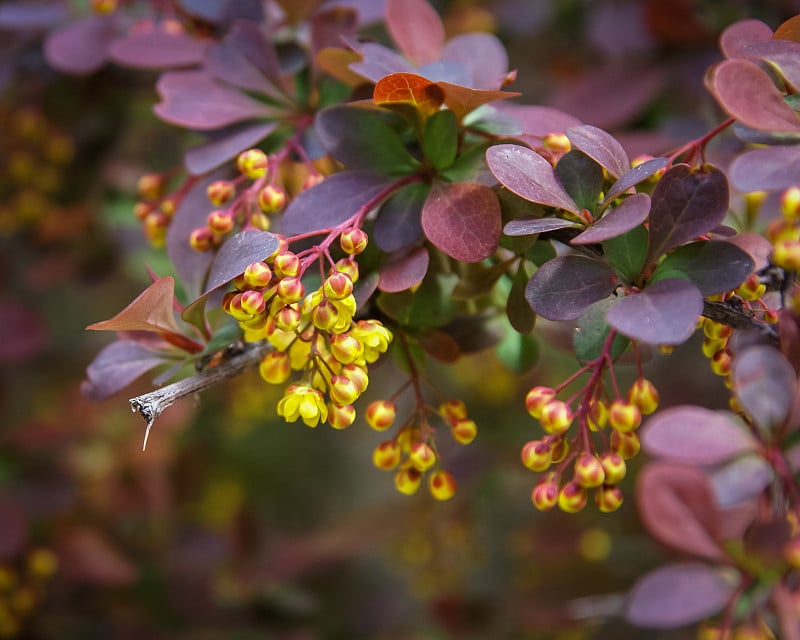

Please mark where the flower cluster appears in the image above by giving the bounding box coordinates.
[523,375,659,513]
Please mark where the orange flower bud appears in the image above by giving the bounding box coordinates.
[331,258,359,283]
[525,386,556,419]
[137,172,165,200]
[259,351,291,384]
[773,239,800,271]
[394,467,422,495]
[330,333,364,364]
[327,403,356,429]
[439,399,468,425]
[372,440,401,470]
[273,251,301,278]
[274,305,301,332]
[558,481,587,513]
[781,185,800,220]
[257,185,286,213]
[628,378,660,415]
[339,228,369,255]
[587,399,608,431]
[450,417,477,445]
[189,226,216,252]
[329,375,360,406]
[595,485,624,513]
[323,272,353,300]
[207,180,235,206]
[608,399,641,432]
[365,400,396,431]
[573,454,605,488]
[237,148,268,179]
[243,261,273,288]
[428,470,457,501]
[610,430,640,459]
[276,276,305,303]
[521,440,551,472]
[531,480,558,511]
[598,452,626,485]
[408,442,437,472]
[340,364,369,393]
[710,349,732,377]
[539,399,573,434]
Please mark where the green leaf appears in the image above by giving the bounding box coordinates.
[404,272,460,329]
[649,241,755,295]
[573,298,630,364]
[526,239,557,266]
[452,261,508,300]
[441,141,493,184]
[603,224,648,282]
[497,327,539,373]
[423,109,458,170]
[555,150,604,210]
[507,262,536,333]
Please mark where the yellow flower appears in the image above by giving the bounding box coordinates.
[277,384,328,427]
[351,320,392,362]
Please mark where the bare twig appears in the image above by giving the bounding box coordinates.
[702,299,779,345]
[129,341,272,450]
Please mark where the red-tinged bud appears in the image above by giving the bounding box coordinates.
[373,440,401,470]
[429,470,457,500]
[329,375,360,406]
[628,378,659,415]
[710,348,732,376]
[159,196,178,218]
[451,418,477,445]
[608,399,641,432]
[595,485,624,513]
[558,481,588,513]
[240,289,266,315]
[543,132,570,152]
[697,623,725,640]
[339,228,369,255]
[394,467,422,495]
[539,399,573,435]
[521,440,551,472]
[207,210,234,235]
[395,428,413,453]
[332,258,359,283]
[237,148,268,179]
[525,386,556,419]
[310,299,339,331]
[207,180,235,206]
[366,400,396,431]
[587,399,608,431]
[327,403,356,429]
[703,320,733,341]
[323,272,353,300]
[766,217,800,244]
[574,454,605,488]
[340,363,369,393]
[302,173,324,190]
[226,293,250,321]
[610,430,640,459]
[137,173,165,200]
[550,437,569,463]
[250,211,271,231]
[259,351,291,384]
[274,305,301,332]
[784,536,800,568]
[409,442,437,472]
[134,201,152,221]
[276,276,305,303]
[773,239,800,271]
[330,333,364,364]
[702,336,727,359]
[144,211,169,247]
[531,480,558,511]
[439,399,468,425]
[781,186,800,220]
[764,309,778,324]
[257,185,286,213]
[736,273,766,301]
[599,452,626,484]
[243,261,273,288]
[273,251,301,278]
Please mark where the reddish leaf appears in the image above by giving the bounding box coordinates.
[773,581,800,640]
[504,217,579,237]
[441,32,508,90]
[603,157,668,203]
[607,278,703,345]
[310,6,359,58]
[566,125,629,178]
[625,563,736,628]
[496,103,583,139]
[572,193,650,245]
[0,2,67,29]
[0,494,28,559]
[642,406,758,465]
[437,82,519,120]
[486,144,580,214]
[185,121,278,175]
[525,256,617,321]
[109,29,208,69]
[378,246,429,293]
[730,146,800,193]
[774,15,800,42]
[82,340,168,401]
[709,59,800,132]
[732,345,797,432]
[710,455,774,506]
[417,330,461,363]
[373,72,445,120]
[57,527,137,586]
[86,277,181,336]
[719,19,773,59]
[637,463,726,560]
[44,15,116,75]
[745,40,800,92]
[385,0,444,66]
[202,230,280,296]
[421,182,501,262]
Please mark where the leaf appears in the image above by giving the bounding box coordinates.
[710,455,774,507]
[572,193,650,245]
[503,217,580,236]
[566,125,629,178]
[408,273,459,329]
[646,164,729,264]
[436,82,520,121]
[745,39,800,92]
[603,157,668,204]
[282,171,397,234]
[373,182,428,252]
[109,30,208,69]
[625,563,736,629]
[719,19,773,59]
[486,144,580,213]
[497,330,539,373]
[385,0,444,66]
[525,255,617,321]
[316,105,418,174]
[497,103,583,139]
[730,146,800,193]
[642,406,758,465]
[378,246,429,293]
[87,277,181,335]
[732,345,797,433]
[185,121,277,175]
[573,298,630,364]
[153,70,278,131]
[603,224,648,282]
[349,42,416,84]
[0,2,67,30]
[773,582,800,640]
[421,181,501,262]
[637,463,726,560]
[507,263,536,333]
[203,38,282,98]
[202,230,280,295]
[709,59,800,132]
[607,279,702,345]
[649,241,755,295]
[452,261,509,300]
[373,72,445,120]
[422,109,458,170]
[554,151,604,210]
[82,340,169,401]
[441,32,508,90]
[775,15,800,42]
[44,15,116,75]
[441,141,495,185]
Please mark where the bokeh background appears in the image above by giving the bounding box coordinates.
[1,0,798,638]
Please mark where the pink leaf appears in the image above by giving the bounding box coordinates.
[86,276,181,335]
[44,15,116,75]
[379,246,429,292]
[109,29,208,69]
[385,0,444,66]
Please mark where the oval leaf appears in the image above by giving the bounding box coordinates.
[82,340,168,401]
[603,157,668,203]
[202,230,280,295]
[642,406,758,465]
[497,103,583,138]
[373,72,445,120]
[185,121,277,175]
[572,193,650,245]
[554,150,604,210]
[525,255,617,321]
[374,182,428,252]
[486,144,579,213]
[0,2,67,30]
[730,145,800,193]
[109,30,208,69]
[732,345,797,432]
[566,124,629,178]
[504,217,579,236]
[385,0,444,66]
[44,15,116,75]
[710,455,774,506]
[86,277,181,335]
[626,563,736,629]
[720,19,773,59]
[378,246,429,293]
[649,240,755,295]
[441,32,508,90]
[573,298,630,364]
[507,263,536,333]
[421,181,501,262]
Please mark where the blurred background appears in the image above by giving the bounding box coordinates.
[1,0,798,638]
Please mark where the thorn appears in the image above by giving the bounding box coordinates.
[142,418,153,451]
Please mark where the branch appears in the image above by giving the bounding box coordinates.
[702,299,779,345]
[129,341,272,450]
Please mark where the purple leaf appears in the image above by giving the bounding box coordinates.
[504,217,579,236]
[311,6,358,57]
[566,125,629,178]
[710,59,800,132]
[773,582,800,640]
[607,279,702,345]
[109,30,208,70]
[486,144,579,213]
[525,256,617,321]
[421,181,501,262]
[625,563,736,629]
[225,20,283,88]
[710,455,774,507]
[650,240,755,296]
[642,406,758,465]
[44,15,116,75]
[572,193,650,244]
[725,232,775,271]
[202,230,280,295]
[153,70,277,131]
[385,0,444,66]
[0,2,68,30]
[496,103,583,139]
[719,19,773,59]
[745,39,800,92]
[646,164,729,264]
[732,345,797,432]
[82,340,167,400]
[348,41,415,83]
[204,28,284,99]
[373,182,427,252]
[730,146,800,193]
[604,157,668,203]
[282,171,397,234]
[378,246,429,292]
[636,463,726,561]
[177,0,263,26]
[185,121,278,175]
[441,32,508,89]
